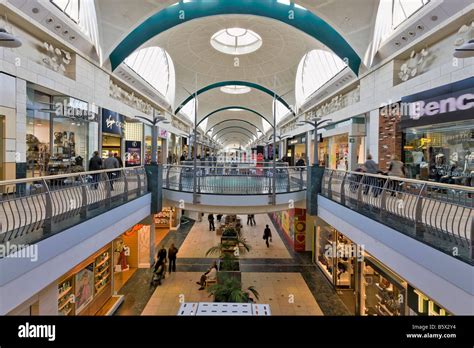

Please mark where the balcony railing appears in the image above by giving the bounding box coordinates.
[0,166,148,254]
[321,169,473,265]
[163,163,307,195]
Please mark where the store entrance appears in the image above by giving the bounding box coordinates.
[102,134,122,158]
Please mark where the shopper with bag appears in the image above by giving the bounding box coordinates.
[263,224,272,248]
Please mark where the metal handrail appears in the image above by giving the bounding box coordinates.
[321,168,473,265]
[338,169,474,192]
[0,167,131,185]
[162,164,307,195]
[0,166,148,254]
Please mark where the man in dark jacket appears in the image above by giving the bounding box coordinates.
[208,214,215,231]
[88,151,102,189]
[263,224,272,248]
[168,244,179,273]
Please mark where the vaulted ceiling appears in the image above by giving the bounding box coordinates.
[94,0,380,148]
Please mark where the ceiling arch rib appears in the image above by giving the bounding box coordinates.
[212,126,257,140]
[108,0,362,74]
[207,119,265,135]
[215,130,254,141]
[175,81,295,119]
[202,106,273,130]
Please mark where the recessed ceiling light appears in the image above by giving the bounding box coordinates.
[401,36,408,41]
[394,42,401,46]
[32,8,39,14]
[220,85,251,94]
[46,18,53,23]
[417,24,424,30]
[408,31,415,37]
[431,15,438,21]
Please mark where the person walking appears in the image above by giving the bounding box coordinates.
[363,154,380,196]
[388,155,405,195]
[114,153,124,168]
[88,151,102,189]
[168,244,178,273]
[250,214,256,226]
[263,224,272,248]
[208,213,215,231]
[103,151,119,190]
[155,246,167,268]
[247,214,252,226]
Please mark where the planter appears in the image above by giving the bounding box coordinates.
[217,259,241,286]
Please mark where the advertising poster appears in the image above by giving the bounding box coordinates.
[75,263,94,314]
[125,141,142,167]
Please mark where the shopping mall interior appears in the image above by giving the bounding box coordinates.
[0,0,473,323]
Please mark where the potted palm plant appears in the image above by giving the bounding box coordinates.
[206,237,251,286]
[207,276,260,303]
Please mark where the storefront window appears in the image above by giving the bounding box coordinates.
[51,116,93,174]
[361,256,406,316]
[403,120,473,183]
[26,89,51,178]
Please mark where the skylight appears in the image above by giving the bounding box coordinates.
[211,28,262,55]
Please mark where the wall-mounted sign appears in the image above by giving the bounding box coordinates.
[407,285,450,316]
[125,141,142,167]
[102,109,125,136]
[401,77,473,128]
[159,128,168,138]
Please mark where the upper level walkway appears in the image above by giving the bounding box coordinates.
[321,169,473,265]
[161,162,307,213]
[0,166,148,253]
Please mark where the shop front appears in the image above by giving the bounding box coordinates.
[286,134,306,166]
[58,222,152,316]
[401,77,473,183]
[101,108,124,159]
[313,218,452,316]
[144,126,168,164]
[26,87,99,177]
[317,116,366,171]
[154,207,180,249]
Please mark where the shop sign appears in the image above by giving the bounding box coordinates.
[102,109,125,136]
[289,139,298,145]
[125,141,142,167]
[407,285,449,316]
[400,77,474,127]
[159,128,168,138]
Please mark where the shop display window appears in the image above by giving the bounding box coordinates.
[316,225,356,289]
[26,89,51,178]
[361,258,406,316]
[50,116,92,174]
[403,120,473,185]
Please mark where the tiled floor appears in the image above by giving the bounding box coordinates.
[178,214,292,259]
[142,271,323,316]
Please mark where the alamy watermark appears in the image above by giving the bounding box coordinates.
[324,242,365,262]
[1,242,38,262]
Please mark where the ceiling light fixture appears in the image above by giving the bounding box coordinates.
[220,85,251,94]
